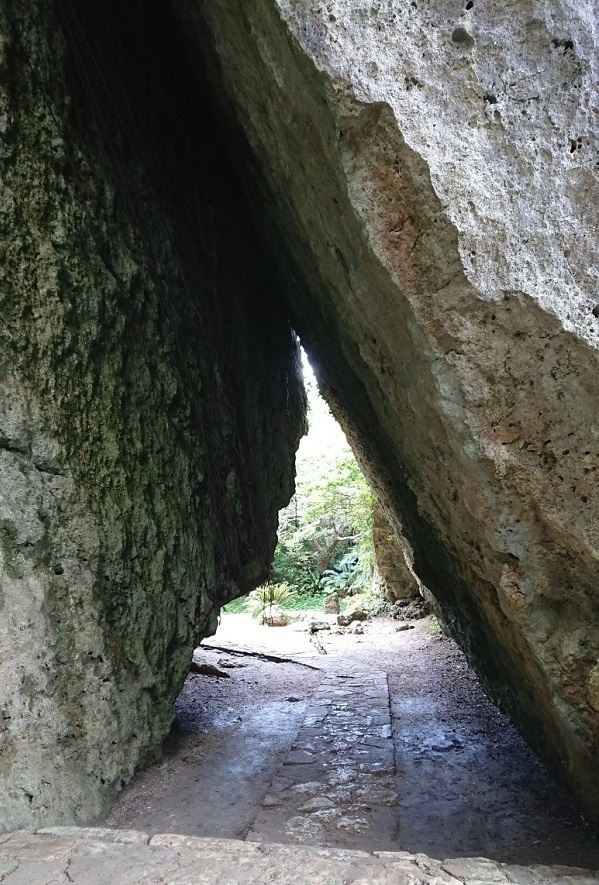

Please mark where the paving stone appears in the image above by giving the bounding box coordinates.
[441,857,510,881]
[0,832,79,862]
[0,858,18,878]
[285,750,316,764]
[66,843,174,885]
[37,827,150,845]
[0,831,597,884]
[247,671,399,851]
[149,834,262,855]
[507,869,599,885]
[2,859,68,884]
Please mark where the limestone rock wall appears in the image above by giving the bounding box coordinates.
[372,503,420,601]
[0,1,304,830]
[183,0,599,818]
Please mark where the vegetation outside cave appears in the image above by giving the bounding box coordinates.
[225,352,375,615]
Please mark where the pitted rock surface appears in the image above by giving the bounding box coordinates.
[0,1,304,830]
[2,0,599,839]
[178,0,599,820]
[247,672,399,850]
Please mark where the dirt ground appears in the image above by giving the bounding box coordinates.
[105,612,599,867]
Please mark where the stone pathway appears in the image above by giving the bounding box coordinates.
[1,828,598,884]
[247,672,399,851]
[4,663,599,880]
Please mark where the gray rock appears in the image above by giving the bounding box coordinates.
[0,3,304,830]
[372,503,421,601]
[0,830,596,885]
[323,592,341,614]
[4,0,599,835]
[337,610,368,627]
[190,655,230,678]
[188,0,599,821]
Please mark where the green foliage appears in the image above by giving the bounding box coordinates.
[222,596,248,613]
[321,548,373,597]
[246,581,298,622]
[226,365,376,617]
[269,373,374,597]
[283,592,328,611]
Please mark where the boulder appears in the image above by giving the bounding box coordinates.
[0,2,304,831]
[323,592,341,614]
[372,503,420,601]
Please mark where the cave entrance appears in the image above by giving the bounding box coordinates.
[234,347,410,627]
[231,346,421,629]
[103,353,599,868]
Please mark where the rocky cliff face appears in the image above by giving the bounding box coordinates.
[3,0,599,831]
[372,503,420,602]
[180,0,599,819]
[0,1,304,830]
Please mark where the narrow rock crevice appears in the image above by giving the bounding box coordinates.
[179,0,599,820]
[1,0,599,835]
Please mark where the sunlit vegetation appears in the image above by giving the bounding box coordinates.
[224,355,375,614]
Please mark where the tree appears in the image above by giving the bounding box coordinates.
[270,362,374,596]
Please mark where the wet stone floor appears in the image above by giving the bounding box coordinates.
[105,615,599,871]
[248,672,399,850]
[4,616,599,883]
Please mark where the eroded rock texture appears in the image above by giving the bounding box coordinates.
[0,1,304,830]
[180,0,599,818]
[372,503,420,601]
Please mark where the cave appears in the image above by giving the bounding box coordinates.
[1,0,599,850]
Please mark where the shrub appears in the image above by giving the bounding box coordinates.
[246,582,298,623]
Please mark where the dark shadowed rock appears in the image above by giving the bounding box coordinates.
[0,1,304,831]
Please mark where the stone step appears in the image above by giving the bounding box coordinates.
[247,671,399,851]
[0,827,597,884]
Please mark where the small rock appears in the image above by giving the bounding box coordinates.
[189,655,230,678]
[395,624,415,632]
[286,696,301,702]
[261,794,282,808]
[298,796,337,812]
[351,622,364,635]
[323,592,340,614]
[217,657,245,668]
[263,604,288,627]
[308,620,331,633]
[336,815,371,833]
[288,781,323,796]
[391,599,428,621]
[337,609,368,627]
